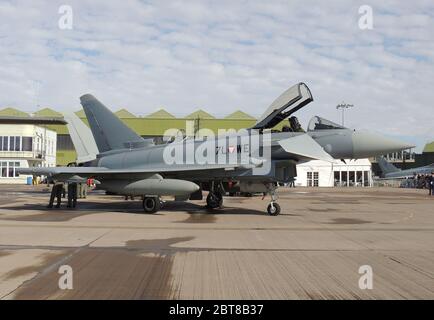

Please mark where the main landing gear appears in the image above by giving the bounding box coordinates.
[206,191,223,209]
[142,196,163,213]
[206,181,224,209]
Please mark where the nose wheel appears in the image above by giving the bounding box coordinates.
[267,202,281,216]
[266,184,281,216]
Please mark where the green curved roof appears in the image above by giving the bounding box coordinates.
[34,107,63,117]
[0,107,29,117]
[186,109,215,119]
[115,109,136,118]
[423,141,434,153]
[224,110,256,120]
[75,109,86,118]
[145,109,175,118]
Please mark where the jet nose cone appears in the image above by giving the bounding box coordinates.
[352,131,415,158]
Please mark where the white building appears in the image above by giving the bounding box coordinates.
[295,159,373,187]
[0,120,59,184]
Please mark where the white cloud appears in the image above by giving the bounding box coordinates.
[0,0,433,150]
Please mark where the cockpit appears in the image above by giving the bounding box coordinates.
[307,116,346,132]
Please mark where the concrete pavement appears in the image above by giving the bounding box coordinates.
[0,185,432,299]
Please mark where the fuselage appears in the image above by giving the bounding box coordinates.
[86,128,412,186]
[384,165,434,179]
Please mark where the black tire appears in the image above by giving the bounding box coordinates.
[206,192,223,209]
[142,197,160,213]
[267,203,281,216]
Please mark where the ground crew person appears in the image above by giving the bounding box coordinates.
[67,182,78,208]
[429,172,434,196]
[80,183,88,198]
[62,183,67,198]
[48,182,63,208]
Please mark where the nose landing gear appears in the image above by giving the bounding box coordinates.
[265,184,281,216]
[267,202,281,216]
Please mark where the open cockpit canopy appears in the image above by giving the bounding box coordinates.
[252,82,313,130]
[307,116,347,131]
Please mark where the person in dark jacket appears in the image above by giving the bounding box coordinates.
[429,172,434,196]
[48,182,63,208]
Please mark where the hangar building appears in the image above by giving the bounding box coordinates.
[0,113,65,184]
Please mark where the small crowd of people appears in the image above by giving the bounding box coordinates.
[403,172,434,196]
[46,178,95,208]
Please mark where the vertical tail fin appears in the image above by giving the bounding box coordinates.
[377,156,400,174]
[63,112,99,163]
[80,94,145,152]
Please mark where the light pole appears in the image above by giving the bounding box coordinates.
[336,102,354,126]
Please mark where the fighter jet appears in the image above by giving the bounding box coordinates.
[19,83,413,215]
[377,156,434,179]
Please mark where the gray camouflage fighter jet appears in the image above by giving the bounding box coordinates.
[377,157,434,179]
[19,83,413,215]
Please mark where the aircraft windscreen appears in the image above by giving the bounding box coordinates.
[308,116,346,131]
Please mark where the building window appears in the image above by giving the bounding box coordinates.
[2,136,8,151]
[14,162,20,177]
[364,171,370,187]
[0,136,29,151]
[307,171,319,187]
[22,137,33,151]
[334,171,340,186]
[9,137,14,151]
[0,162,7,177]
[0,162,20,178]
[348,171,355,186]
[15,136,20,151]
[356,171,363,187]
[313,172,319,187]
[57,134,75,150]
[8,162,14,177]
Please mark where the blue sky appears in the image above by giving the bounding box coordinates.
[0,0,433,151]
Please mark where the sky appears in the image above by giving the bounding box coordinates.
[0,0,433,151]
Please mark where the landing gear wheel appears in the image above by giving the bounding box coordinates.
[206,192,223,209]
[267,203,281,216]
[142,197,160,213]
